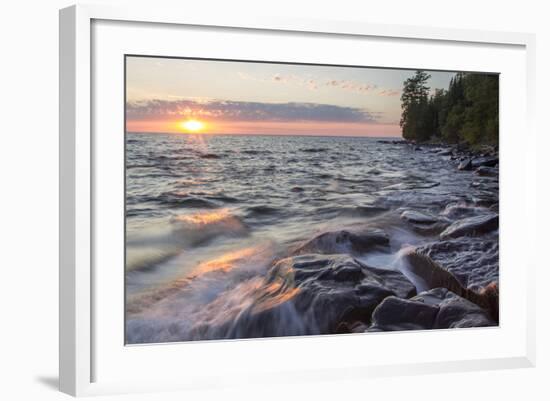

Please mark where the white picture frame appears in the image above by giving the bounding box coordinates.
[59,4,536,397]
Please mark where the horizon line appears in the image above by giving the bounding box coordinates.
[125,131,404,139]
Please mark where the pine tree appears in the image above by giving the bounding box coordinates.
[400,70,431,141]
[400,70,498,147]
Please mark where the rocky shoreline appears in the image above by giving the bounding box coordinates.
[378,139,499,173]
[185,177,499,339]
[244,139,501,336]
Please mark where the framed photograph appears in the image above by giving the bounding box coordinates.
[59,4,536,396]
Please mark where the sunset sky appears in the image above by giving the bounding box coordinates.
[126,56,456,137]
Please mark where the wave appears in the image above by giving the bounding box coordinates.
[125,243,279,338]
[158,191,220,208]
[203,193,241,204]
[198,152,221,159]
[126,163,158,169]
[337,205,390,218]
[382,181,440,191]
[126,245,181,272]
[246,205,281,217]
[171,209,249,246]
[241,149,272,155]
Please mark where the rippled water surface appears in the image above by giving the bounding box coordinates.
[125,133,498,343]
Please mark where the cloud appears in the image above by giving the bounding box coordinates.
[236,70,403,99]
[324,79,378,93]
[378,89,400,97]
[236,72,401,97]
[126,99,379,123]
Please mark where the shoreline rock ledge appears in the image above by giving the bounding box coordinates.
[440,213,498,239]
[367,287,496,332]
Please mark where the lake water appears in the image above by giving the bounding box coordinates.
[125,133,498,343]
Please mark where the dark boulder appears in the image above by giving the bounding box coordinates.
[471,156,499,168]
[368,288,495,332]
[190,254,416,339]
[458,159,473,171]
[368,296,439,331]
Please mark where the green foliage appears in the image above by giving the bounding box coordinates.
[400,71,499,146]
[400,71,431,141]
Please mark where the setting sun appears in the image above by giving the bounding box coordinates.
[179,119,205,133]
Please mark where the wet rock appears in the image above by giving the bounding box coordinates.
[470,179,499,191]
[470,194,499,208]
[441,203,484,219]
[402,249,499,323]
[440,213,498,239]
[200,254,416,338]
[368,296,439,331]
[274,255,416,329]
[437,149,453,156]
[378,139,408,145]
[415,235,498,290]
[368,288,495,332]
[294,228,389,255]
[475,166,498,177]
[400,210,438,225]
[431,289,496,328]
[471,156,498,168]
[458,159,473,171]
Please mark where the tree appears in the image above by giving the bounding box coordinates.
[400,70,431,141]
[399,70,498,147]
[460,74,499,145]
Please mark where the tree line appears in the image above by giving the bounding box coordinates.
[400,70,498,147]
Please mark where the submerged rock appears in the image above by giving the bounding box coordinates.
[400,210,438,225]
[368,288,496,332]
[475,166,498,177]
[294,228,389,255]
[440,213,498,239]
